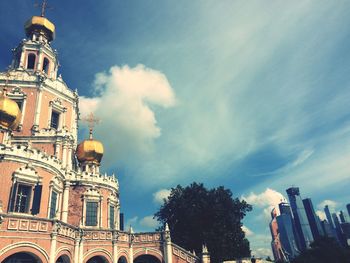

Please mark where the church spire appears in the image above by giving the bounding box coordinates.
[39,0,49,17]
[25,1,55,42]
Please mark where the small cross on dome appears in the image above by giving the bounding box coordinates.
[82,112,100,139]
[34,0,52,17]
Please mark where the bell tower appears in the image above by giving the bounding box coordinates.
[0,6,79,170]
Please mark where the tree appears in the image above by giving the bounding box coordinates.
[291,237,350,263]
[154,182,252,263]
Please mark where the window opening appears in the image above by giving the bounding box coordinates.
[27,54,36,70]
[110,205,115,229]
[49,191,58,219]
[14,184,31,213]
[14,100,23,111]
[50,111,60,129]
[43,58,50,74]
[86,201,98,226]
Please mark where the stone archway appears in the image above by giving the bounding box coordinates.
[86,256,109,263]
[56,255,71,263]
[134,255,162,263]
[2,252,42,263]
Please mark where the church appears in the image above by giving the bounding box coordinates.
[0,8,210,263]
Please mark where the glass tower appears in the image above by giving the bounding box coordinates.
[286,187,314,250]
[303,198,324,239]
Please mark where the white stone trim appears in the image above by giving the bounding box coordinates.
[13,164,42,184]
[82,187,103,228]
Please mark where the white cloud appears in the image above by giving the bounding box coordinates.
[139,215,159,229]
[79,64,176,167]
[243,188,287,221]
[153,189,171,205]
[242,225,254,237]
[243,188,286,208]
[317,199,339,211]
[316,210,326,221]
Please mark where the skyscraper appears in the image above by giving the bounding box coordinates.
[325,205,335,229]
[339,211,346,224]
[270,208,286,262]
[347,203,350,218]
[276,203,300,259]
[286,187,314,250]
[303,198,324,239]
[332,213,347,247]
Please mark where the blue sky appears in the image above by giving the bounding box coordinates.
[1,0,350,258]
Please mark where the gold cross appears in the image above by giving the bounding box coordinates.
[35,0,52,17]
[82,112,100,139]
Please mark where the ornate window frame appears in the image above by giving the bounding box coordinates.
[48,98,67,130]
[47,176,63,219]
[82,187,103,228]
[9,164,43,215]
[107,193,119,229]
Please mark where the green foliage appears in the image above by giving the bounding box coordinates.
[154,182,252,263]
[291,237,350,263]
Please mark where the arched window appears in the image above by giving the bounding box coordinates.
[27,53,36,70]
[43,57,50,74]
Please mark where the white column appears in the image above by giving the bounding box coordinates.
[55,141,61,158]
[33,87,43,129]
[61,181,70,222]
[74,238,80,263]
[79,237,84,263]
[62,144,67,167]
[129,246,133,263]
[19,49,25,68]
[164,224,173,263]
[67,146,72,170]
[37,50,43,71]
[113,235,118,263]
[49,233,57,263]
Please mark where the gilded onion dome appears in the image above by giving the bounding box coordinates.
[76,113,104,164]
[76,138,104,164]
[25,16,55,42]
[0,94,21,131]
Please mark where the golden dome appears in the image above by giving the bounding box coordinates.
[25,16,55,42]
[76,139,104,164]
[0,95,21,130]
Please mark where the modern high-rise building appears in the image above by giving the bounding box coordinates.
[339,211,346,224]
[324,205,341,245]
[286,187,314,250]
[321,220,335,238]
[269,208,286,262]
[302,198,324,239]
[347,204,350,219]
[325,205,335,229]
[276,203,300,259]
[332,213,347,247]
